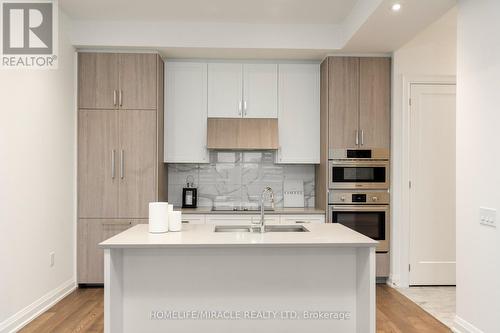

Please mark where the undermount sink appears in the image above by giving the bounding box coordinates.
[266,225,309,232]
[214,225,309,233]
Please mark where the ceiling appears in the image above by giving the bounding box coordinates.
[61,0,457,59]
[60,0,358,24]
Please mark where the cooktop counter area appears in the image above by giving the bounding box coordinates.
[100,224,377,333]
[180,206,326,215]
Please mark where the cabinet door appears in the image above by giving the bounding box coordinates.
[243,64,278,118]
[359,57,391,149]
[251,215,280,225]
[78,110,119,218]
[206,215,253,225]
[118,53,157,110]
[118,110,157,218]
[207,63,243,117]
[181,214,206,225]
[78,219,134,283]
[165,62,209,163]
[277,64,320,163]
[280,215,325,224]
[78,53,118,109]
[328,57,360,149]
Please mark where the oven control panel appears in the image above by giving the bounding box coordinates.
[329,191,390,204]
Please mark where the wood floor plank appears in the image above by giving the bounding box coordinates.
[20,285,452,333]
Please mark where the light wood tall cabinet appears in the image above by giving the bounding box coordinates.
[79,53,157,110]
[327,57,391,150]
[316,56,391,277]
[77,52,166,284]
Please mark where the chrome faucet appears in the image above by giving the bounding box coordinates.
[258,186,275,233]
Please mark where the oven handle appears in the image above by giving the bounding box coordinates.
[330,205,389,212]
[329,160,389,167]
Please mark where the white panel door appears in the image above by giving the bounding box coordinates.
[207,63,243,118]
[243,64,278,118]
[409,84,456,285]
[276,64,320,164]
[165,62,208,163]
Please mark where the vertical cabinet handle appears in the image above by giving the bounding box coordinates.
[111,149,116,179]
[361,130,364,146]
[120,150,124,179]
[113,90,117,107]
[238,100,242,116]
[119,90,123,107]
[355,130,359,145]
[243,100,247,116]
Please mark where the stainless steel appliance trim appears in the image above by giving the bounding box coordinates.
[328,148,390,160]
[328,160,390,190]
[328,204,390,252]
[329,190,390,204]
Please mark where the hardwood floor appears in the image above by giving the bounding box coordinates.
[20,285,451,333]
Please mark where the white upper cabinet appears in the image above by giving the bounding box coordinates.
[276,63,320,164]
[165,61,209,163]
[243,64,278,118]
[207,63,244,118]
[208,63,278,118]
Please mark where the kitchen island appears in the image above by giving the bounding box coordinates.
[100,223,377,333]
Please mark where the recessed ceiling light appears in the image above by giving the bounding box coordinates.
[391,3,402,12]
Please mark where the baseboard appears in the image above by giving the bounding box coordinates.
[453,316,484,333]
[0,279,76,333]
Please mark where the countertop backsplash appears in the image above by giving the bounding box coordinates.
[167,151,315,208]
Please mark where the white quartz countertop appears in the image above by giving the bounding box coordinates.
[99,223,377,249]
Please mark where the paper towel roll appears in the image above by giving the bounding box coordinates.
[149,202,169,233]
[168,210,182,232]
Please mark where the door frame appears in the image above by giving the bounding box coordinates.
[390,75,455,288]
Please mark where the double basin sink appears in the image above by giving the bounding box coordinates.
[214,225,309,233]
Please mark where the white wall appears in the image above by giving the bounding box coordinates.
[455,1,500,332]
[390,8,457,287]
[0,11,76,332]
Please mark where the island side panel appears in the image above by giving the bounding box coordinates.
[356,247,376,333]
[104,248,124,333]
[118,246,361,333]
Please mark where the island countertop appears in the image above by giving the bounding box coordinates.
[99,223,377,249]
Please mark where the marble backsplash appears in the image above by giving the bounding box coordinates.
[168,151,315,208]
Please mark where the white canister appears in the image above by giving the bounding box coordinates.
[168,210,182,232]
[149,202,169,233]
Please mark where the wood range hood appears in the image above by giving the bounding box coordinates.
[207,118,279,150]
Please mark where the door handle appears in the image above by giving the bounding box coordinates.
[119,90,123,107]
[295,221,311,224]
[111,149,116,179]
[238,100,242,116]
[113,90,117,107]
[243,100,247,116]
[361,130,364,146]
[355,130,359,145]
[120,150,124,179]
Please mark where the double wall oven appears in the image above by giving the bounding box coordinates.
[329,149,390,253]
